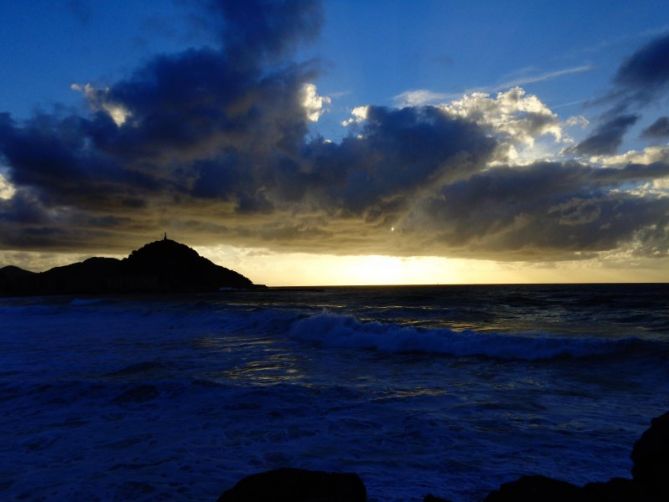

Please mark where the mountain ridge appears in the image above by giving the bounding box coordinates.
[0,238,258,296]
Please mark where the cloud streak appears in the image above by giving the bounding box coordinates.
[492,64,593,91]
[394,65,592,107]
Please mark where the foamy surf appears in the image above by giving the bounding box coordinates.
[288,311,653,361]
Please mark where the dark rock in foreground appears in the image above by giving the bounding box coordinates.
[0,238,258,296]
[631,411,669,500]
[217,468,367,502]
[482,475,650,502]
[582,478,647,501]
[218,411,669,501]
[483,475,584,502]
[423,495,453,502]
[477,412,669,502]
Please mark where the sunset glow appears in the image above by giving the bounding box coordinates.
[1,1,669,284]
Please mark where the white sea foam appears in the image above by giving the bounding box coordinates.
[288,311,647,360]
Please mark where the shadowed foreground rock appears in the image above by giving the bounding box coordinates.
[220,412,669,501]
[217,468,367,502]
[481,476,648,502]
[478,411,669,502]
[582,478,647,501]
[483,475,585,502]
[423,495,453,502]
[0,238,258,295]
[631,411,669,500]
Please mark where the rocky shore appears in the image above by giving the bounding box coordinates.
[217,411,669,501]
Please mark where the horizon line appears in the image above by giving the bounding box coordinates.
[267,281,669,288]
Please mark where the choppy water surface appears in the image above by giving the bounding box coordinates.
[1,284,668,501]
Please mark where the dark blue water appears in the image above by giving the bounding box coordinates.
[1,284,668,500]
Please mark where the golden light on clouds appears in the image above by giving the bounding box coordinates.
[0,174,15,200]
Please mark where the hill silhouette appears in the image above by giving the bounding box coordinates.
[0,238,256,296]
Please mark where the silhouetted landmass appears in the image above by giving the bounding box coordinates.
[0,238,258,296]
[218,411,669,501]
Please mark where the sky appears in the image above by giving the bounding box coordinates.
[1,0,669,285]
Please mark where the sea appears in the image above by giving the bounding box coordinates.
[1,284,668,501]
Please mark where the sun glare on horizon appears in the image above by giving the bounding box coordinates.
[196,245,669,287]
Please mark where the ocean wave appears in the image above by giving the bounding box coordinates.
[288,311,657,361]
[1,297,663,362]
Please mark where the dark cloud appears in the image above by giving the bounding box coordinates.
[0,0,668,265]
[0,191,49,226]
[614,32,669,105]
[89,48,318,164]
[641,116,669,140]
[580,33,669,150]
[213,0,323,66]
[0,0,496,256]
[0,112,159,208]
[0,0,323,210]
[573,114,638,156]
[298,106,496,216]
[182,105,496,219]
[408,161,669,259]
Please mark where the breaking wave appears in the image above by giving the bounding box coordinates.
[288,311,657,361]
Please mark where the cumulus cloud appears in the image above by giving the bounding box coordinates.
[0,0,497,256]
[341,106,369,127]
[437,87,565,164]
[392,87,565,161]
[71,83,131,126]
[441,87,562,144]
[0,0,324,248]
[0,0,668,267]
[300,83,331,122]
[0,173,15,200]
